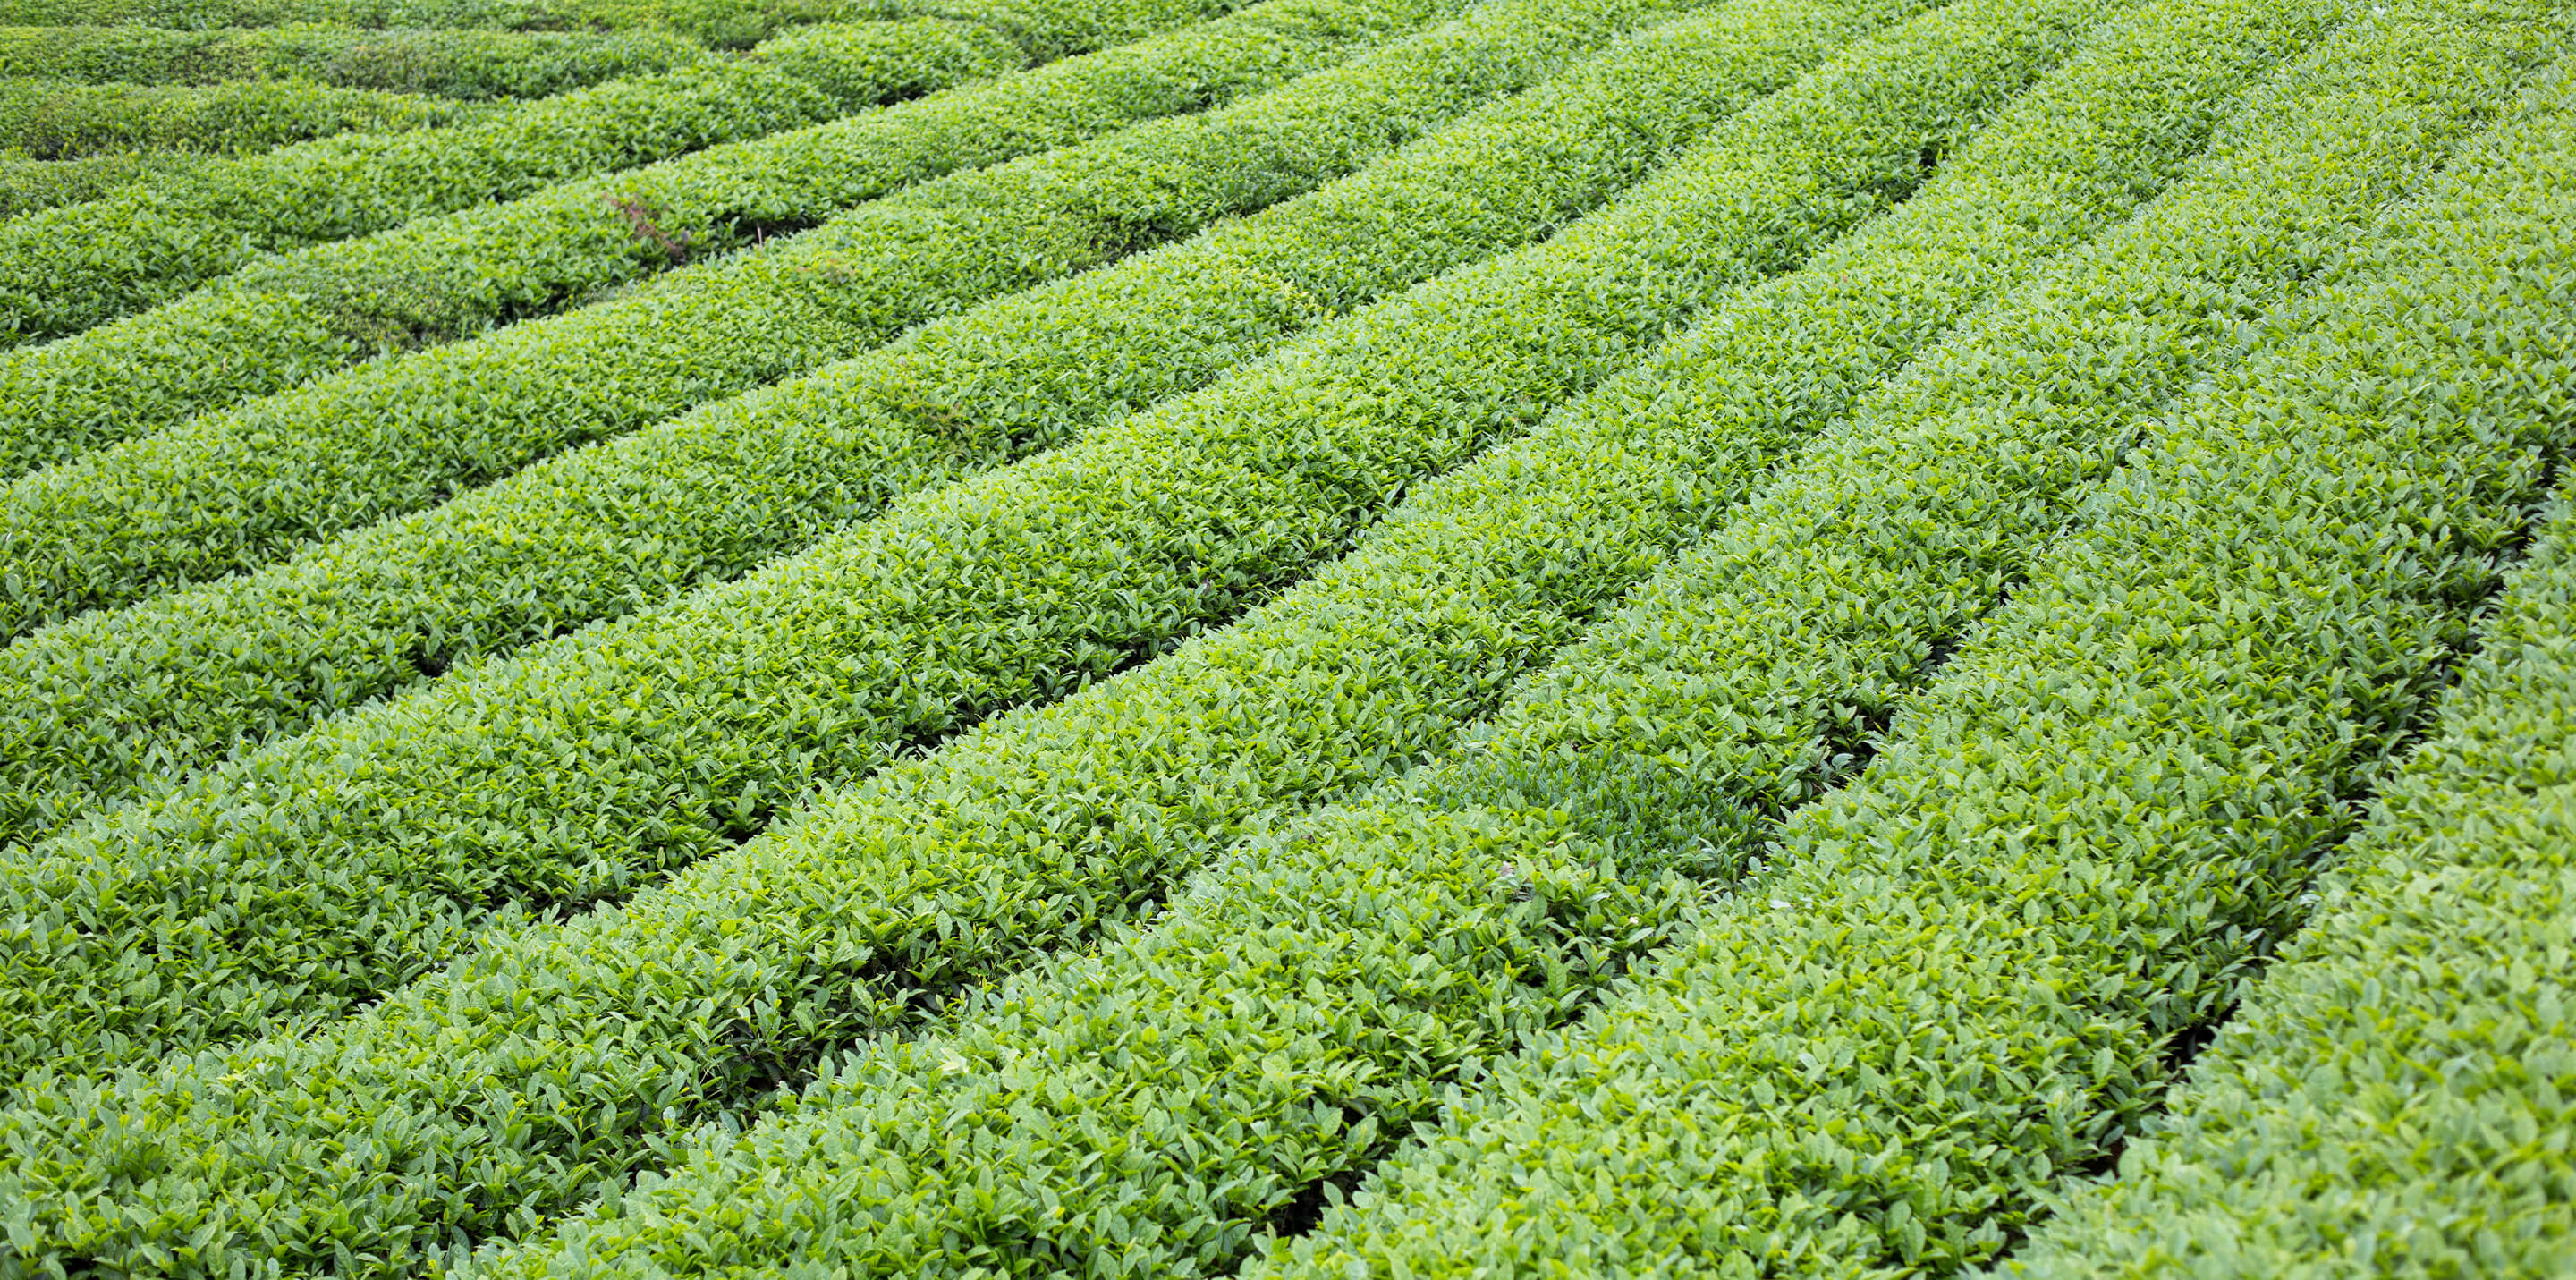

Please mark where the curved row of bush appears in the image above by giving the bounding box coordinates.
[1992,479,2576,1276]
[0,0,830,47]
[0,54,841,346]
[0,148,208,215]
[495,811,1685,1280]
[852,0,1250,64]
[1256,40,2576,1276]
[0,0,2319,1261]
[0,0,2089,1089]
[0,0,1157,343]
[749,13,1015,107]
[0,0,1912,849]
[0,73,472,157]
[0,0,1391,481]
[435,8,2486,1270]
[0,0,1650,639]
[0,21,708,96]
[0,0,1266,50]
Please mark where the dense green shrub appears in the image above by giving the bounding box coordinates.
[0,56,836,346]
[0,0,1418,478]
[1256,37,2576,1276]
[421,8,2497,1271]
[0,2,2369,1267]
[1989,494,2576,1276]
[0,0,1255,49]
[0,0,1686,638]
[0,0,1916,849]
[0,74,471,157]
[0,21,708,96]
[0,0,2093,1088]
[0,0,2332,1267]
[750,13,1016,108]
[0,148,208,214]
[0,0,829,46]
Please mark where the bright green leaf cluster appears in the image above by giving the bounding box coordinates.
[463,810,1682,1278]
[1257,38,2576,1275]
[0,21,709,97]
[1991,448,2576,1276]
[750,14,1018,110]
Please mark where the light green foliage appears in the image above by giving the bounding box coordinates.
[466,812,1682,1278]
[0,21,709,97]
[1990,471,2576,1274]
[0,57,836,347]
[1258,37,2576,1276]
[0,0,2337,1267]
[0,0,1546,634]
[0,0,1916,860]
[0,74,472,157]
[0,0,1411,478]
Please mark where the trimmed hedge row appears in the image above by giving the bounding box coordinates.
[847,0,1251,64]
[0,73,472,157]
[0,0,2325,1259]
[0,0,828,47]
[0,22,708,97]
[0,0,1558,636]
[0,148,208,215]
[474,812,1684,1280]
[0,0,1918,851]
[0,55,840,348]
[751,13,1017,109]
[439,5,2463,1268]
[1256,34,2576,1276]
[0,0,2088,1090]
[1988,483,2576,1271]
[0,0,1259,50]
[0,0,1404,482]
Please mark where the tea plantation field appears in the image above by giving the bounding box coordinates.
[0,0,2566,1273]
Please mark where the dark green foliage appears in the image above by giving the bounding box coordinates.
[0,0,834,47]
[0,57,836,346]
[0,148,211,214]
[0,0,1913,860]
[1258,27,2576,1274]
[0,21,708,97]
[0,0,1529,634]
[0,74,472,157]
[0,0,1418,478]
